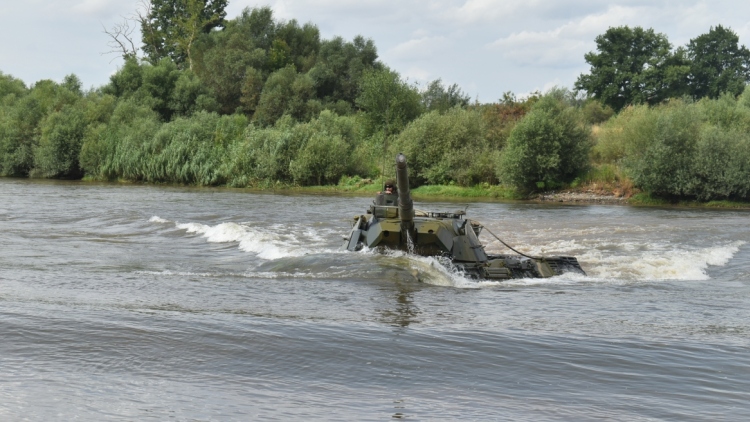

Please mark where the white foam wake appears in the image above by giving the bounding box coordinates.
[148,214,336,260]
[176,221,312,260]
[582,240,744,281]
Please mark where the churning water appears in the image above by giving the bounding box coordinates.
[1,179,749,420]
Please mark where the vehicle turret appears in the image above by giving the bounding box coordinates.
[343,154,585,280]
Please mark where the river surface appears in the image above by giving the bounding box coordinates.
[1,179,749,421]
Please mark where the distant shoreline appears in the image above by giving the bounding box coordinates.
[4,176,750,209]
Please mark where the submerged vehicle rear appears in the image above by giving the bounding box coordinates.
[343,154,585,280]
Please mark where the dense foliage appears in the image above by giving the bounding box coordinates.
[2,4,750,203]
[498,94,591,191]
[575,26,688,111]
[576,25,750,111]
[595,91,750,200]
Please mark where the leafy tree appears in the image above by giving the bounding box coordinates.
[253,65,316,126]
[61,74,83,96]
[34,104,87,178]
[289,132,349,185]
[240,67,264,114]
[289,110,355,185]
[393,108,493,186]
[140,0,228,69]
[622,101,702,197]
[0,80,80,176]
[106,57,145,98]
[581,99,615,124]
[170,70,218,116]
[234,6,276,51]
[498,94,591,190]
[191,7,320,115]
[475,92,538,152]
[575,26,689,111]
[0,72,27,100]
[194,26,266,114]
[268,39,292,71]
[105,57,213,120]
[687,25,750,99]
[421,79,470,113]
[308,36,379,106]
[356,67,423,137]
[275,20,320,73]
[689,127,750,200]
[139,58,182,119]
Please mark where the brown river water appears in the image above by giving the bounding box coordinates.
[1,179,749,420]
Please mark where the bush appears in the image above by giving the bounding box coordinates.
[582,99,615,124]
[623,101,702,196]
[223,121,300,186]
[497,95,590,190]
[392,108,495,186]
[0,72,26,99]
[290,132,349,185]
[0,79,80,176]
[697,91,750,132]
[96,99,162,181]
[289,110,356,185]
[33,104,87,178]
[253,66,317,126]
[688,127,750,200]
[593,104,655,164]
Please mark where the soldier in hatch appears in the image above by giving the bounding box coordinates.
[375,180,398,206]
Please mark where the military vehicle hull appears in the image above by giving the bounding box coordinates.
[343,154,585,280]
[344,212,585,280]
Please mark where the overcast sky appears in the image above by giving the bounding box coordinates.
[2,0,749,102]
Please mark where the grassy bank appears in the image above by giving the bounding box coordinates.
[236,177,750,209]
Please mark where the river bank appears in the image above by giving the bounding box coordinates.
[11,176,750,209]
[288,180,750,209]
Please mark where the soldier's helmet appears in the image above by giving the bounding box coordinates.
[384,179,397,194]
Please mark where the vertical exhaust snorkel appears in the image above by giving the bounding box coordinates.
[396,153,414,235]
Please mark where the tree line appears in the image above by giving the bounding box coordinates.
[575,25,750,111]
[2,1,750,202]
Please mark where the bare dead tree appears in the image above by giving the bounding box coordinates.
[102,1,156,62]
[102,16,140,61]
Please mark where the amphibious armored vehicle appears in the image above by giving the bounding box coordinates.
[343,154,585,280]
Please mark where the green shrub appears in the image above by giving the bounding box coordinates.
[0,79,79,176]
[33,104,87,178]
[79,123,108,176]
[97,100,162,181]
[582,99,615,124]
[392,108,494,186]
[290,132,349,185]
[223,122,299,186]
[356,67,423,138]
[497,95,590,191]
[623,102,702,196]
[688,127,750,200]
[253,66,316,126]
[0,72,27,99]
[698,92,750,132]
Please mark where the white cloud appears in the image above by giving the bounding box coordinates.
[73,0,118,16]
[401,66,432,83]
[453,0,527,23]
[488,5,640,67]
[390,36,448,60]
